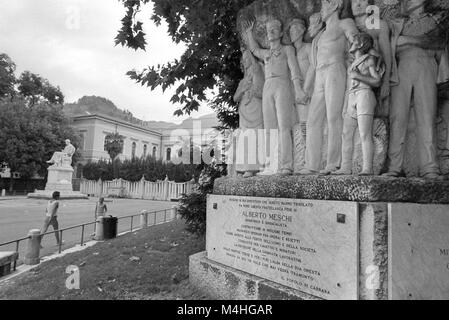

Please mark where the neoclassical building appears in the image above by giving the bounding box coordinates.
[71,113,220,165]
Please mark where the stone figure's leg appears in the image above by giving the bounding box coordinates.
[334,114,357,175]
[413,58,440,177]
[301,70,326,174]
[47,153,57,164]
[358,115,375,175]
[323,63,347,174]
[275,81,294,174]
[259,82,278,175]
[386,63,413,176]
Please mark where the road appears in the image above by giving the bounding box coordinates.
[0,197,175,260]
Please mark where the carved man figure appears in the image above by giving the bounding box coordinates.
[288,18,314,171]
[288,18,313,124]
[384,0,444,179]
[300,0,359,175]
[334,33,384,176]
[245,19,305,176]
[47,139,76,167]
[234,48,265,178]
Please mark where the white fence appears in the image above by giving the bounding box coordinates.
[80,177,195,201]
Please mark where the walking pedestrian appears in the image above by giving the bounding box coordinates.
[41,191,63,246]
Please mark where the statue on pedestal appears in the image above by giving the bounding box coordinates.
[244,18,306,176]
[47,139,76,168]
[299,0,359,175]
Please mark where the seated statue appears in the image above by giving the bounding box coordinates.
[47,139,76,167]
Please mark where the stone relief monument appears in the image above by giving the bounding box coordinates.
[228,0,449,178]
[191,0,449,301]
[28,139,88,200]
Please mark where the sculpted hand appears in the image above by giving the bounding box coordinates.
[380,81,390,99]
[295,87,307,105]
[243,19,255,34]
[349,70,360,79]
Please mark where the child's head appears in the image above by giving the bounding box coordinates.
[52,191,60,200]
[350,32,374,55]
[99,197,104,203]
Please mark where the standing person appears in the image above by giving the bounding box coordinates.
[93,197,108,237]
[95,197,108,219]
[41,191,62,246]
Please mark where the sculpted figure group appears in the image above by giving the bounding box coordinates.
[235,0,448,180]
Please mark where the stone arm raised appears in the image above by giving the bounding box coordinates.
[244,22,269,61]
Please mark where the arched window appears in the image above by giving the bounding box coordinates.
[166,148,171,162]
[132,142,137,158]
[152,146,157,158]
[143,144,148,158]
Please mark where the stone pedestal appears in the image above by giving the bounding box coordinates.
[189,176,449,300]
[28,165,88,200]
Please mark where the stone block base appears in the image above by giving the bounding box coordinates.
[189,252,321,300]
[0,252,18,278]
[27,191,88,200]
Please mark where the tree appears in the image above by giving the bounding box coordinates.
[116,0,256,129]
[0,98,80,190]
[18,71,64,106]
[104,132,125,161]
[104,132,125,178]
[0,53,16,98]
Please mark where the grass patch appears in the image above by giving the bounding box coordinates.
[0,220,206,300]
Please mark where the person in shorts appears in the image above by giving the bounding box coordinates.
[41,191,62,246]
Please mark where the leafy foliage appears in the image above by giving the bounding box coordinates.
[82,157,201,182]
[104,132,125,162]
[18,71,64,106]
[116,0,256,129]
[0,53,16,98]
[177,162,227,236]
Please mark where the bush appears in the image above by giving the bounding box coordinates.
[81,157,203,183]
[177,163,226,236]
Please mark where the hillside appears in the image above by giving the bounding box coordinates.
[64,95,219,131]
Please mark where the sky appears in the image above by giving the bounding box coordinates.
[0,0,214,124]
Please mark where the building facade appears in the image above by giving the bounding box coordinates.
[71,114,221,164]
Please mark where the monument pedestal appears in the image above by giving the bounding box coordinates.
[28,165,88,200]
[189,176,449,300]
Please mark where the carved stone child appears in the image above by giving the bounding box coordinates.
[333,33,384,176]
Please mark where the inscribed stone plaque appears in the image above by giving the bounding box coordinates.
[206,195,359,300]
[389,204,449,300]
